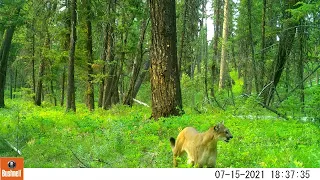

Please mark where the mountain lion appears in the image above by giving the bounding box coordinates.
[169,122,233,167]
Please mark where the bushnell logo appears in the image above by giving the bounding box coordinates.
[0,157,24,180]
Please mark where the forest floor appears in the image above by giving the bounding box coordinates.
[1,99,320,168]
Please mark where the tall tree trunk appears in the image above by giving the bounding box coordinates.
[61,0,70,107]
[242,45,252,95]
[247,0,259,93]
[260,0,267,92]
[211,0,221,98]
[102,0,117,110]
[263,0,300,105]
[113,31,127,105]
[9,68,13,99]
[0,26,16,108]
[35,55,45,106]
[218,0,229,90]
[50,79,57,106]
[35,32,49,106]
[123,18,148,106]
[85,0,94,111]
[98,23,109,108]
[60,66,66,106]
[66,0,77,112]
[178,0,188,75]
[31,18,36,100]
[298,20,305,112]
[14,67,17,99]
[202,0,209,101]
[149,0,183,120]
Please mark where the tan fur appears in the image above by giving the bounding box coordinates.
[169,122,233,168]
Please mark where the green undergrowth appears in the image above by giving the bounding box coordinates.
[1,99,320,168]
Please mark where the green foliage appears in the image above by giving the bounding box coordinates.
[1,99,320,168]
[288,1,320,21]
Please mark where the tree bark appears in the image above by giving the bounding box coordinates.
[0,26,16,108]
[210,0,221,98]
[60,66,66,106]
[66,0,77,112]
[14,67,17,99]
[218,0,229,90]
[98,24,109,108]
[178,0,188,75]
[61,0,70,107]
[85,0,95,111]
[35,53,45,106]
[247,0,259,93]
[298,20,305,112]
[149,0,183,120]
[9,68,13,99]
[31,18,36,100]
[260,0,267,92]
[35,32,49,106]
[102,0,117,110]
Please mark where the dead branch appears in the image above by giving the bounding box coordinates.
[280,64,320,103]
[257,101,288,120]
[242,94,288,120]
[3,139,22,155]
[133,98,149,107]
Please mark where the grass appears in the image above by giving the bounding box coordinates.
[0,99,320,168]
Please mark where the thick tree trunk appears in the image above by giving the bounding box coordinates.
[66,0,77,112]
[123,18,148,106]
[0,26,16,108]
[218,0,229,90]
[262,0,300,105]
[149,0,183,120]
[85,0,95,111]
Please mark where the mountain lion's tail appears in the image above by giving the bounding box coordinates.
[170,137,175,149]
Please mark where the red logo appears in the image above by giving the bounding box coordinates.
[0,157,24,180]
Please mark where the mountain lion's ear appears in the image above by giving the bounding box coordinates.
[221,121,224,125]
[214,123,221,131]
[214,125,219,131]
